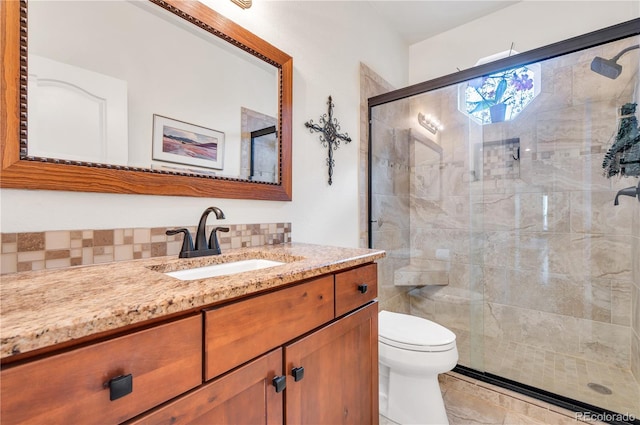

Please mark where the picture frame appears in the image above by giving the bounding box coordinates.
[152,114,224,170]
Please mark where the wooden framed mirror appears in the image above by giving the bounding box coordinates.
[0,0,293,201]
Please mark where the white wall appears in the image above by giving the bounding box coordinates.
[0,1,408,248]
[409,0,640,83]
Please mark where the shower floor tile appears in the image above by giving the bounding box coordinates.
[483,338,640,418]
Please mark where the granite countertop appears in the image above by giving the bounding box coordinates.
[0,243,385,360]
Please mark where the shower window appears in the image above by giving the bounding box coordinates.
[369,19,640,421]
[460,63,540,124]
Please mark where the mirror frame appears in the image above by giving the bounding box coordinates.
[0,0,293,201]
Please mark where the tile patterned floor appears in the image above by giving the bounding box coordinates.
[380,371,612,425]
[482,338,640,418]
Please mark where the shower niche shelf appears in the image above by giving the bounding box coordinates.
[472,137,520,182]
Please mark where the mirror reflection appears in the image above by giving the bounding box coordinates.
[27,0,279,182]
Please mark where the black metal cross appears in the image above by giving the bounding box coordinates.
[305,96,352,185]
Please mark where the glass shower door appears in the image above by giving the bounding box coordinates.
[369,28,640,420]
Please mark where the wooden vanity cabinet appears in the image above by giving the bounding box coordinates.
[1,262,379,425]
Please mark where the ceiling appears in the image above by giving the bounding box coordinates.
[367,0,520,45]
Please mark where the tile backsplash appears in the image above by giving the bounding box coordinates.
[1,223,291,275]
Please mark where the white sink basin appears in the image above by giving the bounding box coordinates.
[165,259,285,281]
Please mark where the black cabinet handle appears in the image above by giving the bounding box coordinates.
[272,375,286,393]
[108,374,133,401]
[357,284,368,294]
[291,366,305,382]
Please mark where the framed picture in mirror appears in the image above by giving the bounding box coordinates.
[152,114,224,170]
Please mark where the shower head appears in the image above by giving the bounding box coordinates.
[590,56,622,79]
[590,44,639,79]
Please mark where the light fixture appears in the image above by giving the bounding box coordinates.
[231,0,252,9]
[417,112,444,135]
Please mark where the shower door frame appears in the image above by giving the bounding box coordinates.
[367,17,640,424]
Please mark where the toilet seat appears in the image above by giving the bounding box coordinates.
[379,310,456,352]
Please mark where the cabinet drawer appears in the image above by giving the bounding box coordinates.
[335,263,377,317]
[0,315,202,425]
[204,275,334,380]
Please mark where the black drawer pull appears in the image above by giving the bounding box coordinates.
[357,284,368,294]
[108,374,133,401]
[272,375,286,393]
[291,366,305,382]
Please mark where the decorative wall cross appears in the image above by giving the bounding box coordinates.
[305,96,352,185]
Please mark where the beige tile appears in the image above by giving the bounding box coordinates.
[114,245,134,262]
[502,411,548,425]
[611,280,632,326]
[45,231,70,250]
[2,242,17,254]
[578,320,630,369]
[1,253,17,274]
[45,258,71,270]
[113,229,124,245]
[443,388,507,425]
[133,228,151,244]
[17,251,45,262]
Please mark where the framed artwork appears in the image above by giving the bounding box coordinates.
[152,115,224,170]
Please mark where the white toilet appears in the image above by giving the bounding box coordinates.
[378,310,458,425]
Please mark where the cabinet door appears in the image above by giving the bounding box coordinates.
[128,348,283,425]
[284,302,378,425]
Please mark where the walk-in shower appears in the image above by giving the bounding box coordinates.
[369,19,640,422]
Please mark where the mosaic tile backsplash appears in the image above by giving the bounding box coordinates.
[1,223,291,275]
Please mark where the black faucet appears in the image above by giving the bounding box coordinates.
[614,180,640,205]
[166,206,229,258]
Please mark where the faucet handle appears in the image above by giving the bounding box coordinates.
[208,227,230,254]
[166,228,194,258]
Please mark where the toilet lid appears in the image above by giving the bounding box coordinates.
[379,310,456,352]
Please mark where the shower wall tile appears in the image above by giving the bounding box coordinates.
[611,280,633,326]
[486,271,612,322]
[570,190,634,234]
[578,320,630,369]
[545,153,612,193]
[484,303,581,355]
[410,197,469,230]
[440,162,471,197]
[633,284,640,341]
[482,231,576,274]
[409,288,436,320]
[568,233,632,280]
[475,192,570,232]
[535,101,619,151]
[536,64,574,112]
[437,123,469,164]
[379,291,412,315]
[411,163,442,200]
[411,228,475,265]
[632,331,640,384]
[372,192,410,228]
